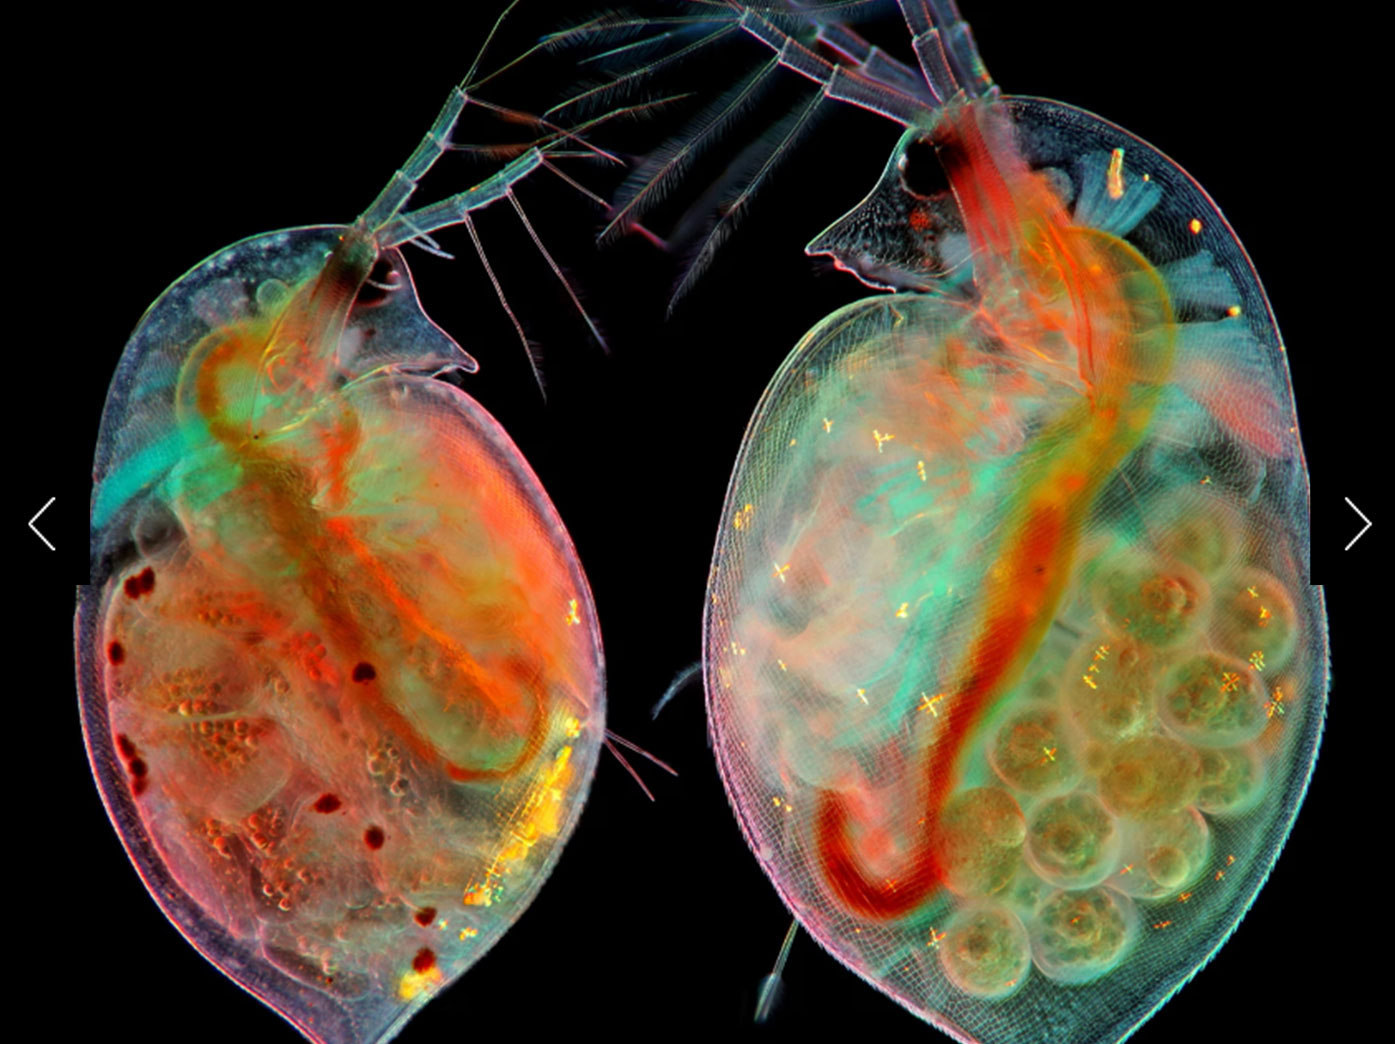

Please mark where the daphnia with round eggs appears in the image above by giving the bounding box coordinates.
[589,3,1327,1041]
[74,27,605,1044]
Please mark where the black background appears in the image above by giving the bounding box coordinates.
[24,3,1366,1042]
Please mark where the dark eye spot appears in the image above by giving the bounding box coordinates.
[898,137,951,199]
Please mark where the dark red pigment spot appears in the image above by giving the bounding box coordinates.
[313,793,342,814]
[364,826,385,850]
[107,641,125,665]
[351,662,377,683]
[414,907,437,927]
[412,948,436,973]
[128,758,149,795]
[114,734,150,794]
[124,567,156,599]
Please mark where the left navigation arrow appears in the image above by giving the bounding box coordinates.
[29,497,55,551]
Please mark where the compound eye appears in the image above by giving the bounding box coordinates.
[897,136,950,199]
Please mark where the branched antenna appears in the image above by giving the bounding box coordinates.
[464,0,524,85]
[667,84,825,312]
[461,210,548,399]
[601,54,782,243]
[355,2,675,390]
[561,1,967,304]
[508,190,610,354]
[547,21,739,120]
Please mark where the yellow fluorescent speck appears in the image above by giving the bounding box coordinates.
[459,927,478,941]
[398,965,443,1001]
[1189,217,1203,234]
[462,883,495,907]
[564,599,581,626]
[1107,147,1125,199]
[462,744,575,908]
[896,602,909,619]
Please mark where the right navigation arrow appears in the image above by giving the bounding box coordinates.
[1345,497,1372,551]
